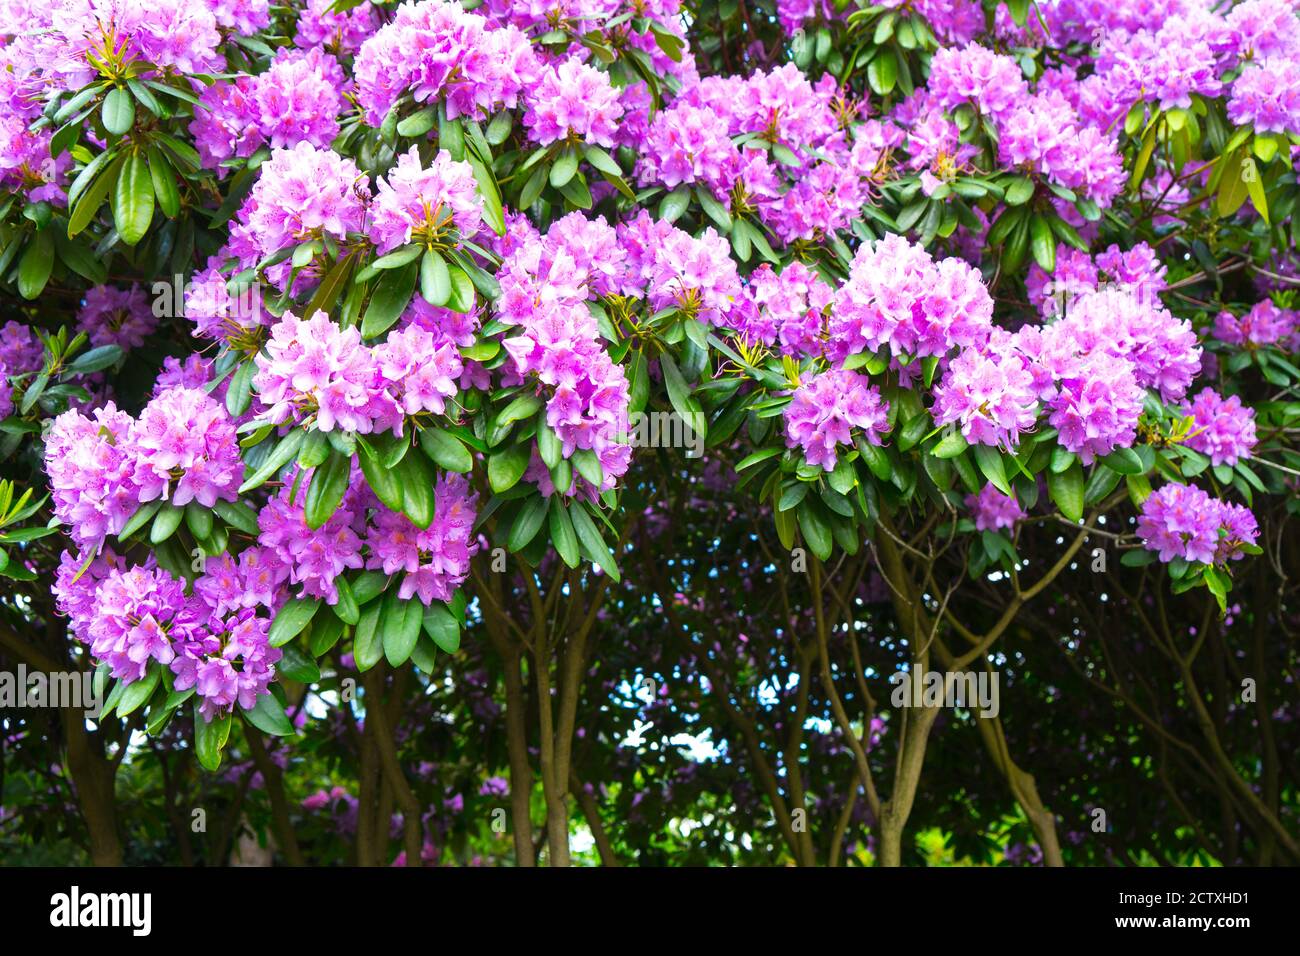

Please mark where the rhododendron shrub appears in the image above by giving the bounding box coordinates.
[0,0,1298,867]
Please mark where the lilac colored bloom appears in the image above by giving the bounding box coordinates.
[45,403,140,549]
[366,473,479,605]
[129,386,243,508]
[1229,59,1300,137]
[738,261,833,359]
[966,484,1025,532]
[227,143,369,287]
[1138,484,1259,566]
[1054,288,1202,402]
[0,321,43,377]
[253,311,397,434]
[77,285,156,351]
[933,349,1039,449]
[1183,388,1257,466]
[927,44,1028,123]
[171,608,282,720]
[354,0,540,126]
[1046,350,1144,464]
[1213,301,1298,347]
[524,56,623,148]
[370,147,483,255]
[257,471,365,604]
[89,565,204,683]
[783,368,890,471]
[373,323,463,418]
[294,0,378,54]
[830,234,993,363]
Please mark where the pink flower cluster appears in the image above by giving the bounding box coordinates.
[735,261,834,359]
[966,484,1025,531]
[354,0,540,126]
[46,388,242,548]
[783,368,890,471]
[367,473,479,605]
[1183,388,1257,466]
[1213,301,1298,348]
[227,142,369,289]
[257,471,366,604]
[523,56,623,148]
[191,48,345,169]
[933,349,1039,450]
[1137,483,1258,566]
[57,555,282,720]
[829,234,994,363]
[76,284,156,351]
[370,147,483,255]
[497,213,632,492]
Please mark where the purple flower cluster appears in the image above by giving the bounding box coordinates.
[524,56,623,148]
[366,473,479,605]
[191,48,345,168]
[735,261,834,359]
[1137,483,1258,566]
[354,0,540,126]
[1183,388,1257,466]
[227,142,369,289]
[370,147,483,255]
[966,484,1025,531]
[783,368,890,471]
[932,349,1039,450]
[77,284,156,351]
[1213,301,1298,348]
[497,213,632,492]
[45,386,244,546]
[829,234,993,363]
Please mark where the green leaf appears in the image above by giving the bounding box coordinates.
[1101,446,1144,475]
[421,603,461,654]
[659,186,691,223]
[972,444,1012,496]
[797,499,833,560]
[146,144,180,219]
[119,501,162,540]
[101,86,135,136]
[241,694,295,736]
[185,501,212,541]
[304,448,351,530]
[357,437,403,512]
[419,427,473,473]
[17,229,54,300]
[68,151,122,235]
[193,703,231,772]
[569,503,620,581]
[382,589,423,667]
[112,149,154,246]
[353,601,384,672]
[1047,460,1084,522]
[116,664,160,717]
[1029,214,1056,272]
[508,495,549,552]
[240,430,305,494]
[1004,177,1035,206]
[550,148,579,189]
[420,248,451,307]
[548,499,580,568]
[361,261,418,339]
[931,428,968,459]
[268,597,322,648]
[488,443,531,494]
[396,449,434,528]
[149,504,184,544]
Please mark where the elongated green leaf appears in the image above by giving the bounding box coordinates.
[269,597,321,647]
[113,149,154,246]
